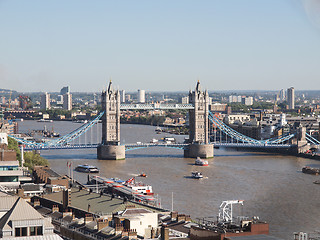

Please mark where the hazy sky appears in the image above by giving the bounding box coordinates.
[1,0,320,92]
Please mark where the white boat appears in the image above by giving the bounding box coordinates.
[163,137,175,143]
[195,157,208,166]
[191,171,203,179]
[37,119,53,122]
[150,138,158,143]
[75,164,99,173]
[124,177,153,195]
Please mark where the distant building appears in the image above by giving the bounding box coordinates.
[279,89,286,101]
[242,96,253,106]
[40,92,50,110]
[210,103,227,112]
[60,86,70,95]
[181,96,189,104]
[120,90,126,103]
[229,95,239,103]
[125,94,131,102]
[138,89,145,103]
[287,87,295,109]
[57,95,63,105]
[229,95,253,105]
[63,93,72,110]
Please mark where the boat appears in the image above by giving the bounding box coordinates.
[124,177,153,195]
[138,172,147,177]
[195,157,208,166]
[302,166,320,175]
[191,171,203,179]
[150,138,158,143]
[155,127,162,134]
[75,164,99,173]
[90,176,156,203]
[37,119,53,122]
[163,137,176,144]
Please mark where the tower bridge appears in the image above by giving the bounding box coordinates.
[9,81,312,158]
[97,80,214,159]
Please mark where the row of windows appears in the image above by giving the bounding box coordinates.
[15,226,43,237]
[0,176,18,182]
[0,166,19,171]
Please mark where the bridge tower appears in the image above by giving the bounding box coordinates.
[184,81,214,158]
[97,80,125,160]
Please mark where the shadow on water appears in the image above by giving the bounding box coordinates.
[126,153,183,158]
[42,154,96,160]
[215,153,275,157]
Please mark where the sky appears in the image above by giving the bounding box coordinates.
[1,0,320,92]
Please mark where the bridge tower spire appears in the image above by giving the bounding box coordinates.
[184,80,213,158]
[97,80,125,160]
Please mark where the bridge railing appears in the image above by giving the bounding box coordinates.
[120,103,194,110]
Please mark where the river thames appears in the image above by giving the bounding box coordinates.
[18,120,320,240]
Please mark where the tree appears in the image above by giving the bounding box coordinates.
[23,151,49,171]
[7,137,21,164]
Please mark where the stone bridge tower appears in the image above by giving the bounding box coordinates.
[184,81,213,158]
[97,81,125,160]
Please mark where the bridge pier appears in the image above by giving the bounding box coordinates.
[97,145,125,160]
[184,144,214,159]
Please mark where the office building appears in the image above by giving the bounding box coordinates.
[120,90,126,103]
[181,96,189,104]
[242,96,253,106]
[63,93,72,110]
[40,92,50,110]
[279,89,286,101]
[60,86,70,95]
[138,89,145,103]
[287,87,295,109]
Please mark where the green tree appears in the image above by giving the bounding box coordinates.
[23,151,49,171]
[7,137,21,164]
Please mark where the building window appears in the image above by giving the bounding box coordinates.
[30,226,43,236]
[15,227,27,237]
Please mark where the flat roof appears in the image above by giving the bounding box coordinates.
[44,187,165,216]
[227,235,284,240]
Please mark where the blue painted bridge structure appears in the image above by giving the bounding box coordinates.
[9,104,306,152]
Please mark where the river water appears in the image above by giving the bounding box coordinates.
[18,120,320,240]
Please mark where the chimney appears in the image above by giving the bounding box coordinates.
[52,205,59,213]
[17,188,24,197]
[63,210,73,218]
[97,218,109,231]
[33,199,40,207]
[85,214,93,224]
[62,189,71,210]
[161,225,169,240]
[115,224,124,234]
[171,211,178,221]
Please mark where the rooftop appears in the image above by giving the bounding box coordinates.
[44,187,165,216]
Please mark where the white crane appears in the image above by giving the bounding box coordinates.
[218,200,244,223]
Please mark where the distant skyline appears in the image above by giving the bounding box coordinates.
[1,0,320,92]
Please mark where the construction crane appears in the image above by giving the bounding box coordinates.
[218,200,244,223]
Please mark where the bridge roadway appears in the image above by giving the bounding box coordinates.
[120,103,194,110]
[24,142,294,151]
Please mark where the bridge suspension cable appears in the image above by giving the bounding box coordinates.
[9,111,104,148]
[208,111,295,145]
